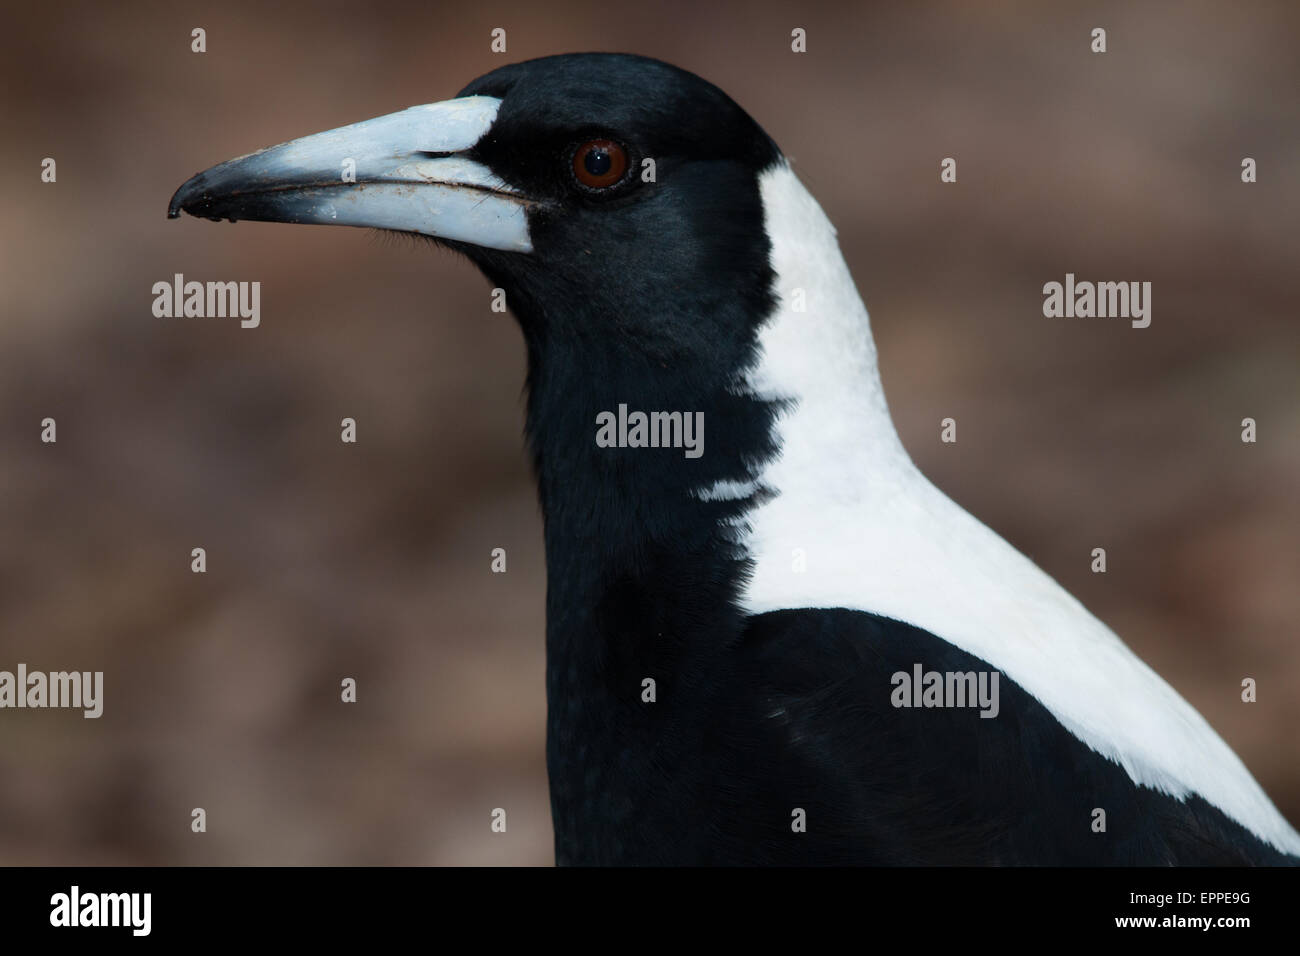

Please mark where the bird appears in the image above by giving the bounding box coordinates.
[169,52,1300,866]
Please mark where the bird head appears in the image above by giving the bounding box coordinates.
[167,53,865,545]
[169,53,782,360]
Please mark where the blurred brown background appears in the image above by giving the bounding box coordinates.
[1,0,1297,864]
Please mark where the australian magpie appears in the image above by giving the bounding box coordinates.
[169,53,1300,866]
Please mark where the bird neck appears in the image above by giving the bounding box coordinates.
[746,162,906,466]
[521,332,776,850]
[522,341,777,663]
[512,162,912,851]
[518,162,906,662]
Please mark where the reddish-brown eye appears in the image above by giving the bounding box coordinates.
[572,139,628,189]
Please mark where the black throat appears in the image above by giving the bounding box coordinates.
[526,326,781,863]
[461,181,785,859]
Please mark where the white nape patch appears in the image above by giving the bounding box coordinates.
[729,161,1300,856]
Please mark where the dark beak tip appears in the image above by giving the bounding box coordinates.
[167,171,211,220]
[167,186,192,220]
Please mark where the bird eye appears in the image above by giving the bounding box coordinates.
[572,139,628,189]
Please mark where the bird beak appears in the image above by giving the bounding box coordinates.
[167,95,532,253]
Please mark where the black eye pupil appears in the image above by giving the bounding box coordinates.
[584,148,612,177]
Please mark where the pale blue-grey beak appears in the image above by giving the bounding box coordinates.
[167,96,532,253]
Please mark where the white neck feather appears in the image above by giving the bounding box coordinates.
[711,161,1300,856]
